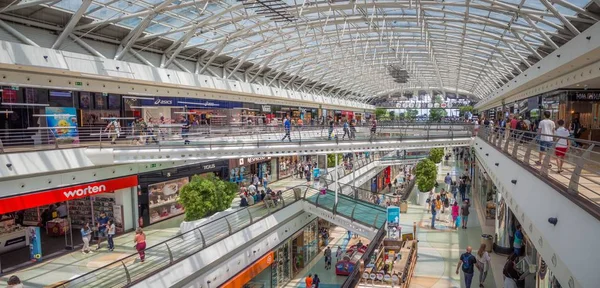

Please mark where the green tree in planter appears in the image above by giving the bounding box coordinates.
[375,108,388,120]
[178,173,238,222]
[428,148,444,164]
[415,159,437,192]
[327,154,344,168]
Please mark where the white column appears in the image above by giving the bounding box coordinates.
[113,187,136,231]
[335,153,339,204]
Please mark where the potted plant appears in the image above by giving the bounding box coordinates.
[429,147,445,173]
[415,159,437,206]
[178,173,238,239]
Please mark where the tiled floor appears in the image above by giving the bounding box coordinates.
[284,226,367,288]
[405,159,500,288]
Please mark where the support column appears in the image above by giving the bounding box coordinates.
[335,153,339,205]
[353,155,357,199]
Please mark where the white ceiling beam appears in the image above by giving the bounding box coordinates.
[539,0,580,36]
[0,19,39,47]
[52,0,93,49]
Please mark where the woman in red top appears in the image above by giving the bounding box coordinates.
[134,228,146,262]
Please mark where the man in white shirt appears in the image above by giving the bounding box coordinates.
[554,119,570,173]
[537,111,555,166]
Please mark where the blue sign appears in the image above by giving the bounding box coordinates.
[140,97,242,108]
[28,227,42,262]
[387,206,400,228]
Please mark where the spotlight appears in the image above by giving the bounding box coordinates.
[548,217,558,226]
[511,179,517,184]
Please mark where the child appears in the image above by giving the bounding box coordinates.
[452,202,460,229]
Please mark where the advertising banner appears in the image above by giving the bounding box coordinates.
[45,107,79,143]
[148,177,188,224]
[387,206,400,239]
[28,227,42,262]
[113,205,124,233]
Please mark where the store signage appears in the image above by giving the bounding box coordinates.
[221,251,274,288]
[63,184,107,199]
[573,92,600,101]
[202,163,216,170]
[141,97,242,108]
[154,98,173,105]
[0,175,138,214]
[246,156,271,165]
[262,105,271,112]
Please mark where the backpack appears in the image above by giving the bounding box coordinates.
[461,253,474,272]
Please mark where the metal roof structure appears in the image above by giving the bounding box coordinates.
[0,0,598,102]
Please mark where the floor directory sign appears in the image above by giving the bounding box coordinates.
[387,206,400,239]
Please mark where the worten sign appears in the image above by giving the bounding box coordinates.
[0,176,138,214]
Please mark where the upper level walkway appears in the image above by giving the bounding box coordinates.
[82,123,472,165]
[476,126,600,288]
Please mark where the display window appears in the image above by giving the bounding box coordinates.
[148,177,188,224]
[137,160,228,227]
[277,156,297,179]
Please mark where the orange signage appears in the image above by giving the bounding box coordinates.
[220,251,274,288]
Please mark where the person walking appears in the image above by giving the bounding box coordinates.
[476,244,491,287]
[312,274,321,288]
[444,173,452,191]
[336,245,344,262]
[434,195,442,220]
[328,116,335,140]
[536,111,555,166]
[305,274,313,288]
[80,223,92,254]
[324,246,332,269]
[461,200,470,229]
[430,198,437,229]
[263,173,269,189]
[452,202,460,229]
[282,116,292,142]
[456,246,477,288]
[181,117,191,145]
[342,120,350,139]
[503,254,522,288]
[96,211,109,250]
[513,225,524,256]
[369,117,377,140]
[134,227,146,262]
[107,219,116,251]
[554,119,570,173]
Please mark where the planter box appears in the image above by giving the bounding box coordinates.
[179,208,237,241]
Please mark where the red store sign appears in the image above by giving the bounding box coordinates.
[0,175,138,214]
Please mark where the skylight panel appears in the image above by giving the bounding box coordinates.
[145,23,170,34]
[54,0,81,12]
[88,7,123,20]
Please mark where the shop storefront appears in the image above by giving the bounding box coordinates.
[136,96,242,127]
[137,160,228,227]
[0,176,137,267]
[226,219,319,288]
[229,157,273,185]
[270,219,318,287]
[277,156,299,180]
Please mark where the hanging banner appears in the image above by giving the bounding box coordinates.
[45,107,79,143]
[28,227,42,262]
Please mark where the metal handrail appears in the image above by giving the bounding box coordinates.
[0,123,475,153]
[55,183,311,288]
[477,125,600,219]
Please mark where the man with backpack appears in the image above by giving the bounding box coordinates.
[456,246,477,288]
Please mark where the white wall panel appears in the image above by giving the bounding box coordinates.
[475,138,598,288]
[129,62,158,82]
[8,42,68,69]
[228,80,243,92]
[133,201,308,288]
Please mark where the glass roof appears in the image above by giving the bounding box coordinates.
[37,0,600,100]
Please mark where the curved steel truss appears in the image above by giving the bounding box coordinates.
[0,0,598,101]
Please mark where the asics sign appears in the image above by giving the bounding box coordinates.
[63,185,107,199]
[0,175,138,214]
